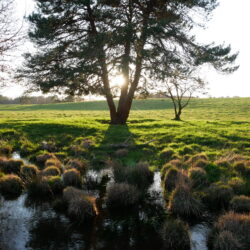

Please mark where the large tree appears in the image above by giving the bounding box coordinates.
[21,0,238,124]
[0,0,23,85]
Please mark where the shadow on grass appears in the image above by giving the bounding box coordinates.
[0,122,98,143]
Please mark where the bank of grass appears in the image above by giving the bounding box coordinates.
[0,98,249,168]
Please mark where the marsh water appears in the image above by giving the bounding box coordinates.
[0,153,210,250]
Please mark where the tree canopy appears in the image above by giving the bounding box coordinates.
[21,0,238,124]
[0,0,23,84]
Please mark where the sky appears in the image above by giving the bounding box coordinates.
[1,0,250,98]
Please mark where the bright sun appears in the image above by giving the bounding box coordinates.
[110,75,125,88]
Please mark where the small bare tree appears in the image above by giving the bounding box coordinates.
[164,71,207,121]
[0,0,23,85]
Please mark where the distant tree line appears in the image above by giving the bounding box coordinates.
[0,95,84,104]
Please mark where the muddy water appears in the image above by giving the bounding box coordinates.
[0,153,210,250]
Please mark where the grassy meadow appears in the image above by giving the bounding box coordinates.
[1,97,250,250]
[0,97,249,168]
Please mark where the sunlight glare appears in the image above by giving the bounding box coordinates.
[110,74,125,88]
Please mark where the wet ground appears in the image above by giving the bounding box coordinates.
[0,153,210,250]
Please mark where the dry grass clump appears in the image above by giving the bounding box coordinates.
[45,158,63,173]
[20,164,39,179]
[208,212,250,250]
[0,174,23,197]
[63,169,82,187]
[230,195,250,213]
[188,167,208,189]
[168,183,203,219]
[42,166,61,176]
[65,159,87,175]
[0,159,24,175]
[63,186,96,222]
[161,219,190,250]
[106,183,140,212]
[206,183,234,211]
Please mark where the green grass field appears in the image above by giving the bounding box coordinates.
[0,97,250,168]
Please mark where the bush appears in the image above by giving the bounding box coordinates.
[113,162,154,191]
[0,174,23,197]
[106,183,140,212]
[161,219,190,250]
[0,159,24,175]
[20,164,39,179]
[188,167,208,189]
[205,183,234,211]
[168,184,203,219]
[42,166,61,176]
[63,169,82,187]
[65,159,87,175]
[208,212,250,250]
[230,195,250,213]
[63,187,96,222]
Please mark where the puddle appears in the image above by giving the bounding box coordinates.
[190,223,210,250]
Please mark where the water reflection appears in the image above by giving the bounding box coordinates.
[0,153,210,250]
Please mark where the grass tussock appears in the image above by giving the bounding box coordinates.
[161,219,190,250]
[168,183,203,219]
[63,169,82,187]
[20,164,39,179]
[63,186,96,222]
[42,166,61,176]
[208,212,250,250]
[106,183,140,212]
[0,174,23,197]
[205,183,234,211]
[45,158,63,173]
[188,167,208,189]
[230,195,250,213]
[65,159,87,175]
[113,161,154,190]
[0,158,24,175]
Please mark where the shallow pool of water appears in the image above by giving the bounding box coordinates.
[0,153,210,250]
